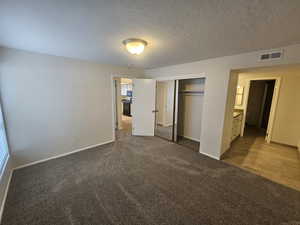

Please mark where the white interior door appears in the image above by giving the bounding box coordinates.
[132,79,156,136]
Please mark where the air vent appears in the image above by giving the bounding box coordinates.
[270,52,282,59]
[259,50,283,61]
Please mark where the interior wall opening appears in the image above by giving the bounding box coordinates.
[244,79,276,139]
[175,78,205,151]
[153,77,206,153]
[222,64,300,191]
[113,77,133,139]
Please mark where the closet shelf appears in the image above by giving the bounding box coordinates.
[179,91,204,95]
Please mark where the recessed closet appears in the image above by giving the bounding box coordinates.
[153,77,205,152]
[175,78,205,151]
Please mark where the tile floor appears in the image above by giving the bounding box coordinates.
[222,127,300,191]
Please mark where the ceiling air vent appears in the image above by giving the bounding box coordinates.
[259,50,283,61]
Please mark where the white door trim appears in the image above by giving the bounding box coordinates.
[111,76,117,141]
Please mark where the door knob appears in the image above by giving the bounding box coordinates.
[152,110,159,113]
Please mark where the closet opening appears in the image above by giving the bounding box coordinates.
[175,78,205,151]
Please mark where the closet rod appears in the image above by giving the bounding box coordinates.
[179,91,204,94]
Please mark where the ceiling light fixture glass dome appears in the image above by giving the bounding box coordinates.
[123,38,147,55]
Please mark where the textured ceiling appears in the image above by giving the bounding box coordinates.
[1,0,300,69]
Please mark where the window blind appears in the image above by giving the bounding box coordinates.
[0,104,9,176]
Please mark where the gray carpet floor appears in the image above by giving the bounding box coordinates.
[2,134,300,225]
[155,125,173,140]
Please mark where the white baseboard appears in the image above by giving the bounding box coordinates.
[0,163,13,223]
[0,139,115,223]
[14,140,114,170]
[182,135,200,143]
[199,151,220,160]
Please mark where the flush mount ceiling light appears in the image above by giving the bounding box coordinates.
[122,38,147,55]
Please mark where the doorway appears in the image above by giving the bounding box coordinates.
[112,77,205,152]
[222,65,300,191]
[113,78,157,139]
[113,77,133,139]
[244,79,276,138]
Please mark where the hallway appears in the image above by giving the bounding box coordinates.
[222,128,300,191]
[116,115,132,140]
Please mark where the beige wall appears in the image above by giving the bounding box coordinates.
[146,44,300,159]
[236,65,300,147]
[0,47,143,167]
